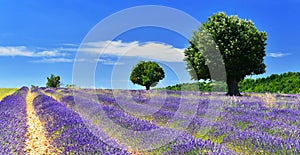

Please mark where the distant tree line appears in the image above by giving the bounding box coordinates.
[162,72,300,94]
[239,72,300,94]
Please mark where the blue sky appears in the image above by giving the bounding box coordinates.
[0,0,299,89]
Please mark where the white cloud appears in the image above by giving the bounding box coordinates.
[79,40,185,62]
[0,46,34,57]
[73,58,124,65]
[95,58,124,65]
[0,46,63,57]
[0,41,185,63]
[35,50,60,57]
[32,58,73,63]
[61,43,79,47]
[59,47,78,52]
[267,52,291,58]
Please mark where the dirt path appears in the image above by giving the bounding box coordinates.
[24,91,56,155]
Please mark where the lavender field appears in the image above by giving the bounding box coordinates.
[0,87,299,155]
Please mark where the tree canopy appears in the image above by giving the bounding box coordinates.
[46,74,61,88]
[130,61,165,90]
[184,12,267,96]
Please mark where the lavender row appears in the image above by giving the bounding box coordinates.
[189,98,300,154]
[97,90,300,154]
[32,92,129,154]
[49,88,300,154]
[55,89,235,154]
[224,106,299,139]
[61,88,195,126]
[60,94,159,131]
[116,92,300,154]
[0,87,28,154]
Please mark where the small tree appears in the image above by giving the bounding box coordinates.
[66,84,75,88]
[46,74,61,88]
[130,61,165,90]
[184,12,267,96]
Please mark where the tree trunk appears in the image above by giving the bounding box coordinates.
[226,78,242,96]
[145,85,150,90]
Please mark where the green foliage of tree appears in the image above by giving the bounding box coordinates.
[66,84,75,88]
[184,12,267,96]
[130,61,165,90]
[46,74,61,88]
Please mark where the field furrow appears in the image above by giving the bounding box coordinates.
[24,91,56,155]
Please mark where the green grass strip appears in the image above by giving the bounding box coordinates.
[0,88,18,101]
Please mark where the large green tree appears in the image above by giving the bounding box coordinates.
[184,12,267,96]
[46,74,61,88]
[130,61,165,90]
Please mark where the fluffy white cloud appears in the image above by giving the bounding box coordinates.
[32,58,73,63]
[95,58,124,65]
[0,41,186,63]
[0,46,33,56]
[267,52,291,58]
[79,40,185,62]
[0,46,63,57]
[61,43,79,47]
[74,58,123,65]
[35,50,60,57]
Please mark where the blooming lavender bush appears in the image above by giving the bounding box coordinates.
[2,87,297,154]
[0,87,28,154]
[56,89,235,154]
[32,93,129,154]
